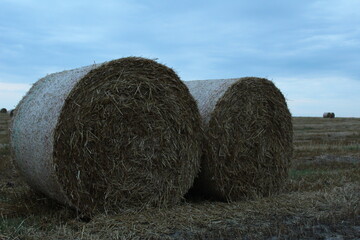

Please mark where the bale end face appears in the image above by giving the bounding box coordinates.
[194,77,293,201]
[53,57,203,213]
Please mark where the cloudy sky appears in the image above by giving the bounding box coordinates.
[1,0,359,117]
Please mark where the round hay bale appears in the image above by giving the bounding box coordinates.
[323,112,331,118]
[185,77,293,201]
[0,108,7,113]
[11,57,202,214]
[9,109,15,117]
[330,112,335,118]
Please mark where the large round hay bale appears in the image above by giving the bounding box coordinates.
[11,57,202,214]
[0,108,7,113]
[185,77,293,201]
[330,112,335,118]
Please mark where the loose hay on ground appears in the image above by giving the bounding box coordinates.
[10,57,203,214]
[185,77,293,201]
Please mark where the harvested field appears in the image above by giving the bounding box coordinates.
[1,113,359,239]
[293,117,360,157]
[0,115,360,240]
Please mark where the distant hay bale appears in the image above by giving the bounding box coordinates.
[323,112,331,118]
[11,57,202,214]
[0,108,7,113]
[185,77,293,201]
[323,112,335,118]
[9,109,15,117]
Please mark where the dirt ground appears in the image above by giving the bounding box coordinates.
[0,114,359,239]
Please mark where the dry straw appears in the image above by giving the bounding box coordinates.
[11,57,202,214]
[185,77,293,201]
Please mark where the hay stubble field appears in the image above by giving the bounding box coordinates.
[0,113,359,239]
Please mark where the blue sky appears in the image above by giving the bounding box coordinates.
[1,0,359,117]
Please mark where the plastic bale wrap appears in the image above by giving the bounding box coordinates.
[11,57,202,214]
[185,77,293,201]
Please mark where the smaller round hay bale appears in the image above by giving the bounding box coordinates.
[330,112,335,118]
[323,112,331,118]
[9,109,15,117]
[0,108,7,113]
[185,77,293,201]
[11,57,202,214]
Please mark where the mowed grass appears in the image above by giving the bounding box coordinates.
[0,114,359,239]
